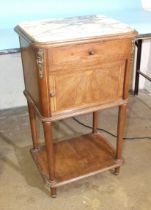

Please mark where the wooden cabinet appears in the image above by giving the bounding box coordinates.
[15,15,137,197]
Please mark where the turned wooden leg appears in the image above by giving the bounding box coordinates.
[28,102,39,149]
[114,104,127,175]
[92,111,98,133]
[42,121,56,198]
[51,187,57,198]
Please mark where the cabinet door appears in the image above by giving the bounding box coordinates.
[49,60,126,113]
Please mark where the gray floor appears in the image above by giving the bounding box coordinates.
[0,92,151,210]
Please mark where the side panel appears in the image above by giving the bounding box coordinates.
[20,37,40,110]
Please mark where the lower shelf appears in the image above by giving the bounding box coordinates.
[31,133,123,187]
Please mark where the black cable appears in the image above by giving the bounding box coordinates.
[72,117,151,140]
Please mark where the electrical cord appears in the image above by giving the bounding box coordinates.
[72,117,151,140]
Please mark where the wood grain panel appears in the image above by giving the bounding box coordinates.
[49,39,131,71]
[20,37,40,109]
[49,60,126,112]
[31,133,122,186]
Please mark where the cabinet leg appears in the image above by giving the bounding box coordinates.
[114,166,120,175]
[42,121,57,197]
[92,111,98,133]
[51,187,57,198]
[28,102,39,149]
[114,104,127,175]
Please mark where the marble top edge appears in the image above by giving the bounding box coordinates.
[17,15,136,43]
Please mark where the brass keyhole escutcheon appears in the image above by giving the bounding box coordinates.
[88,49,95,55]
[50,92,55,97]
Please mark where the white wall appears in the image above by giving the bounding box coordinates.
[141,0,151,11]
[137,0,151,91]
[138,40,151,90]
[132,40,151,93]
[144,41,151,92]
[0,53,26,109]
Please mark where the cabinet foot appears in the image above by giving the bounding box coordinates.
[51,187,57,198]
[113,167,120,175]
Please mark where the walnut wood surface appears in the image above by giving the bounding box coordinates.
[49,60,126,113]
[19,37,40,110]
[92,111,98,133]
[27,102,39,149]
[49,39,131,67]
[24,91,127,122]
[31,133,123,187]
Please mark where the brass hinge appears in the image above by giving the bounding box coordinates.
[36,49,44,79]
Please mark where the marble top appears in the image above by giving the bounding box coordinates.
[17,15,135,43]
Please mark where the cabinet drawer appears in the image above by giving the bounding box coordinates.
[49,39,131,71]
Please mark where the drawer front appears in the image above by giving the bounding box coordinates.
[48,39,131,71]
[49,60,126,113]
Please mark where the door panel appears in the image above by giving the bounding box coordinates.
[49,60,126,113]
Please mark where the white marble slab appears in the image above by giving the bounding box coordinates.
[17,15,135,43]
